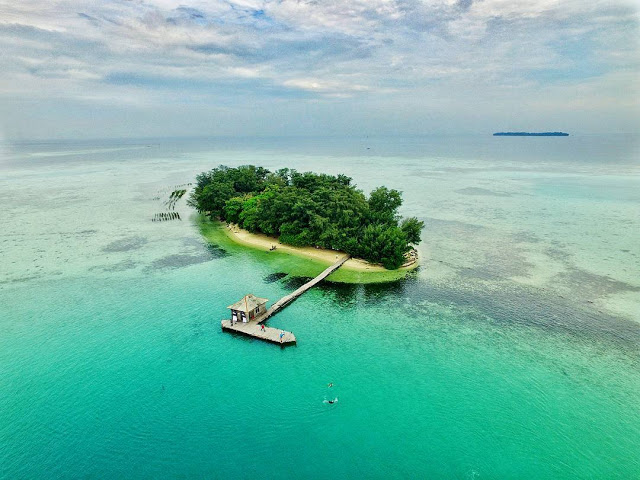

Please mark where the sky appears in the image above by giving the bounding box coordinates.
[0,0,638,140]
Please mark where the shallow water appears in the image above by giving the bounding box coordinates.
[1,135,639,478]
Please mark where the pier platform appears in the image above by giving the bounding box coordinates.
[221,319,296,345]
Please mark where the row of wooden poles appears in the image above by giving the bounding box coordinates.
[152,212,181,222]
[153,186,190,221]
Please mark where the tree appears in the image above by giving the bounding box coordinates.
[368,186,402,225]
[359,224,408,269]
[224,196,245,224]
[239,196,259,232]
[230,165,269,193]
[199,181,235,216]
[401,217,424,245]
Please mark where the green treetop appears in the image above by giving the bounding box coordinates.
[189,165,424,269]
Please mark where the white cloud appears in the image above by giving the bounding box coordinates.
[282,77,370,94]
[0,0,638,138]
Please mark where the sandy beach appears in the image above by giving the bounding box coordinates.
[223,224,417,273]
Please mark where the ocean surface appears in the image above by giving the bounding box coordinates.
[1,135,639,479]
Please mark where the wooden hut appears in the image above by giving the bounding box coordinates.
[227,294,268,323]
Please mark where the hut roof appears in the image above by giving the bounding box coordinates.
[227,294,268,313]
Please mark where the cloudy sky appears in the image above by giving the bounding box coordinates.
[0,0,638,139]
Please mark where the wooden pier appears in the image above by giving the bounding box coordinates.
[221,319,297,345]
[221,255,350,345]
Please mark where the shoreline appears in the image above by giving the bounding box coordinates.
[223,223,418,273]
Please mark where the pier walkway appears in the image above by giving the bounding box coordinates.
[220,319,297,345]
[221,255,350,345]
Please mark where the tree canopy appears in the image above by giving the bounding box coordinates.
[189,165,424,269]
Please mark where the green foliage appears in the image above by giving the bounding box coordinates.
[401,217,425,245]
[239,196,259,232]
[223,196,245,224]
[189,165,423,269]
[359,224,408,270]
[368,186,402,224]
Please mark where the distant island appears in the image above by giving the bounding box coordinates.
[189,165,423,270]
[493,132,569,136]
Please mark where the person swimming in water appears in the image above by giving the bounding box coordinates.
[328,383,333,388]
[323,397,338,404]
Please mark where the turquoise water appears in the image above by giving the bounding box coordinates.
[1,136,639,478]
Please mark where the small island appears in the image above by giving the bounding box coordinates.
[189,165,423,271]
[493,132,569,136]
